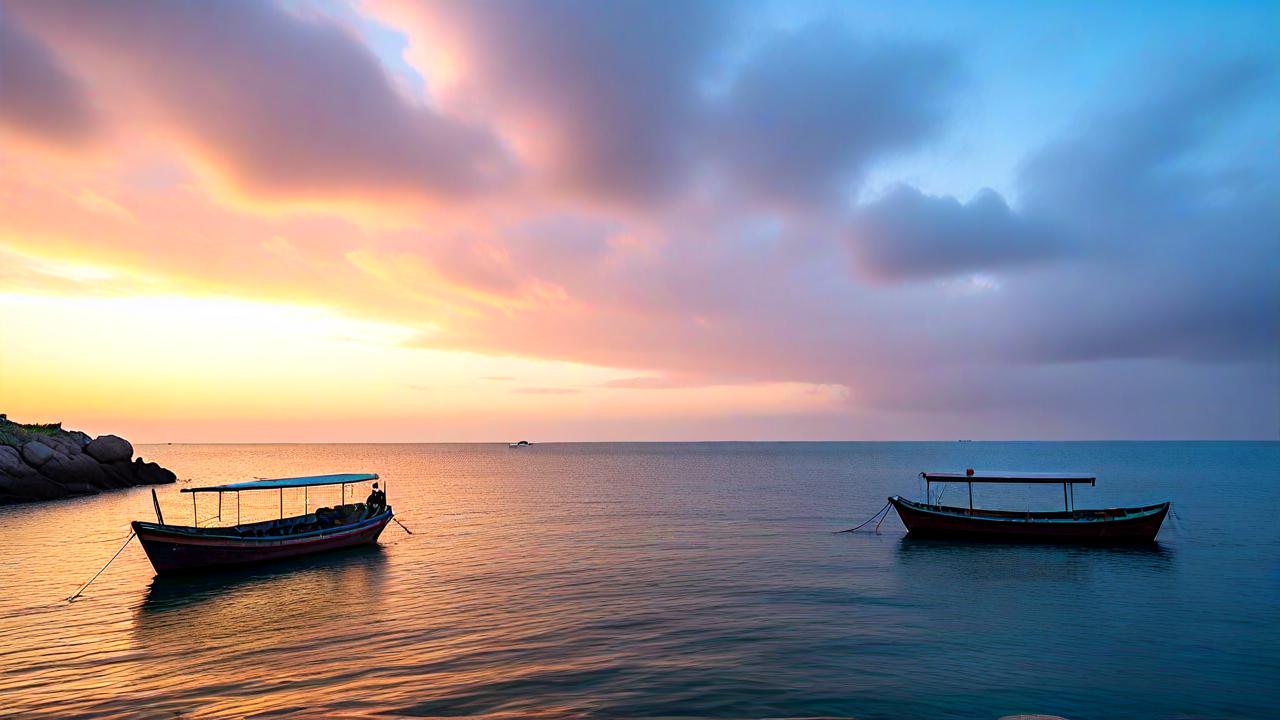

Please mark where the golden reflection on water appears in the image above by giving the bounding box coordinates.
[135,547,389,642]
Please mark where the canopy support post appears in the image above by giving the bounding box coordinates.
[192,492,197,526]
[968,482,973,512]
[237,491,241,525]
[217,492,222,524]
[1063,483,1069,511]
[1070,483,1075,512]
[280,488,284,519]
[304,486,308,513]
[342,483,346,506]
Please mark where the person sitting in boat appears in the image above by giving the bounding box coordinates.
[365,483,386,515]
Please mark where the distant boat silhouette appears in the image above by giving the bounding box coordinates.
[508,440,532,448]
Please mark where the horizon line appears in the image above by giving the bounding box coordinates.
[132,438,1280,445]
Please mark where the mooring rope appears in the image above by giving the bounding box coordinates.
[67,531,136,602]
[874,505,892,533]
[834,501,893,534]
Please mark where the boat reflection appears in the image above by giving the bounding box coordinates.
[897,535,1173,555]
[134,546,388,648]
[895,536,1173,582]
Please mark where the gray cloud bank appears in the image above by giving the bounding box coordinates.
[0,7,97,145]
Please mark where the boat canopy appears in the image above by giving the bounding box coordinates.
[181,473,379,493]
[921,471,1095,485]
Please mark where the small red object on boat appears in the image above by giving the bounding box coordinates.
[889,471,1169,543]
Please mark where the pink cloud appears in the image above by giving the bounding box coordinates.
[10,0,512,201]
[377,0,722,205]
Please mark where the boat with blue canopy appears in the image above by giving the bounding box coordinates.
[888,469,1169,543]
[132,473,393,574]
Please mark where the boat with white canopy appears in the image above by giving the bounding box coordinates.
[131,473,393,574]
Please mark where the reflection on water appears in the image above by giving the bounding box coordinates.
[898,535,1174,557]
[136,547,388,655]
[0,441,1277,719]
[896,537,1176,581]
[139,545,387,615]
[896,535,1172,602]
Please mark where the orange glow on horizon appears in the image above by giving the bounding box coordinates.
[0,285,852,442]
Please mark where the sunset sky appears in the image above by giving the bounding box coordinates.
[1,0,1276,442]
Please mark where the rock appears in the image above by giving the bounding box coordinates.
[0,419,176,505]
[40,433,84,456]
[61,482,100,497]
[133,458,177,485]
[85,434,133,464]
[0,446,37,478]
[0,472,68,503]
[100,461,136,489]
[21,441,55,466]
[38,450,105,487]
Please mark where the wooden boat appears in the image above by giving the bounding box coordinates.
[132,473,393,575]
[889,471,1169,543]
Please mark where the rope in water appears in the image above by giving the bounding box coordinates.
[834,501,893,534]
[874,504,892,533]
[67,531,136,602]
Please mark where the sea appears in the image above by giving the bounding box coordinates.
[1,441,1277,719]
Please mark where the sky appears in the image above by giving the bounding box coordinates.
[0,0,1276,442]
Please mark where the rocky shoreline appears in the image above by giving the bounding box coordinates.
[0,414,176,505]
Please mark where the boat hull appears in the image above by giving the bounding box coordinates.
[132,512,392,575]
[888,496,1168,543]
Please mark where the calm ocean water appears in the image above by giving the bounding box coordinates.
[1,442,1277,719]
